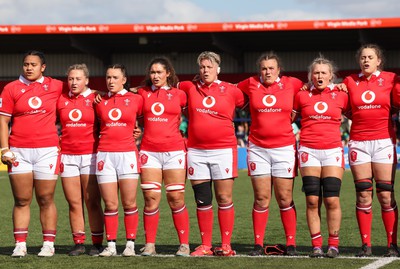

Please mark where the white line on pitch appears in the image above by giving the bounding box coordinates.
[359,257,397,269]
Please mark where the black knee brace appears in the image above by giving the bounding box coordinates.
[192,181,213,207]
[322,177,342,197]
[354,178,373,192]
[375,180,394,193]
[302,176,321,197]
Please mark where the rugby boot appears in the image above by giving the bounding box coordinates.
[309,247,324,258]
[214,244,236,256]
[355,244,372,257]
[190,245,213,256]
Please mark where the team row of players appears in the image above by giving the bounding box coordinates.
[0,44,399,258]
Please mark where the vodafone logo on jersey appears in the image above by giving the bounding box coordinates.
[28,96,42,109]
[262,95,277,107]
[361,90,375,104]
[313,101,328,114]
[202,96,216,108]
[151,102,165,116]
[68,109,82,122]
[108,108,122,121]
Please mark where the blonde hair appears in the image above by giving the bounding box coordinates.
[197,51,221,66]
[66,63,90,77]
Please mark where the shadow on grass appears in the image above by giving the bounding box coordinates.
[0,243,392,257]
[229,244,391,257]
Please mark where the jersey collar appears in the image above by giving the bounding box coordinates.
[108,88,128,97]
[310,83,335,92]
[259,76,280,85]
[358,70,381,78]
[68,88,92,98]
[199,79,222,87]
[151,85,170,91]
[19,75,45,85]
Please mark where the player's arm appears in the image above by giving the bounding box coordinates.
[0,115,16,165]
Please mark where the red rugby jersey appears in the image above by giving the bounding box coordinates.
[0,75,62,148]
[138,85,186,152]
[57,89,98,154]
[178,80,246,149]
[95,89,143,152]
[344,71,396,141]
[237,76,303,148]
[293,84,349,149]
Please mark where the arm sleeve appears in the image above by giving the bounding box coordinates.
[392,75,400,109]
[236,78,250,95]
[0,84,14,116]
[177,81,192,93]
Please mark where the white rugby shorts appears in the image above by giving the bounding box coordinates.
[348,138,396,165]
[187,147,237,180]
[96,151,140,184]
[60,153,96,177]
[9,146,59,180]
[298,145,344,168]
[139,150,186,170]
[247,142,297,178]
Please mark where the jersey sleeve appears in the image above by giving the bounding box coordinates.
[136,94,144,117]
[177,81,192,93]
[178,89,187,108]
[137,87,144,95]
[289,76,304,96]
[392,75,400,109]
[0,84,14,116]
[341,91,350,113]
[51,78,64,95]
[232,84,247,108]
[342,76,351,86]
[236,78,250,95]
[292,91,301,113]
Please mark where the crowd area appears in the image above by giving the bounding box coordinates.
[1,44,400,260]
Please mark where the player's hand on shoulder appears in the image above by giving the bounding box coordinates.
[94,92,104,104]
[335,83,348,93]
[129,87,139,94]
[300,83,310,91]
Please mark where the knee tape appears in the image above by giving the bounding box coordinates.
[165,183,185,193]
[141,181,162,192]
[375,180,394,193]
[302,176,321,197]
[354,178,373,192]
[322,177,342,197]
[192,181,212,206]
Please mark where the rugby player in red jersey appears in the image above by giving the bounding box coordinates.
[293,56,348,258]
[57,64,104,256]
[95,64,143,257]
[178,51,246,256]
[137,57,190,256]
[344,44,399,257]
[0,50,62,257]
[237,52,302,256]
